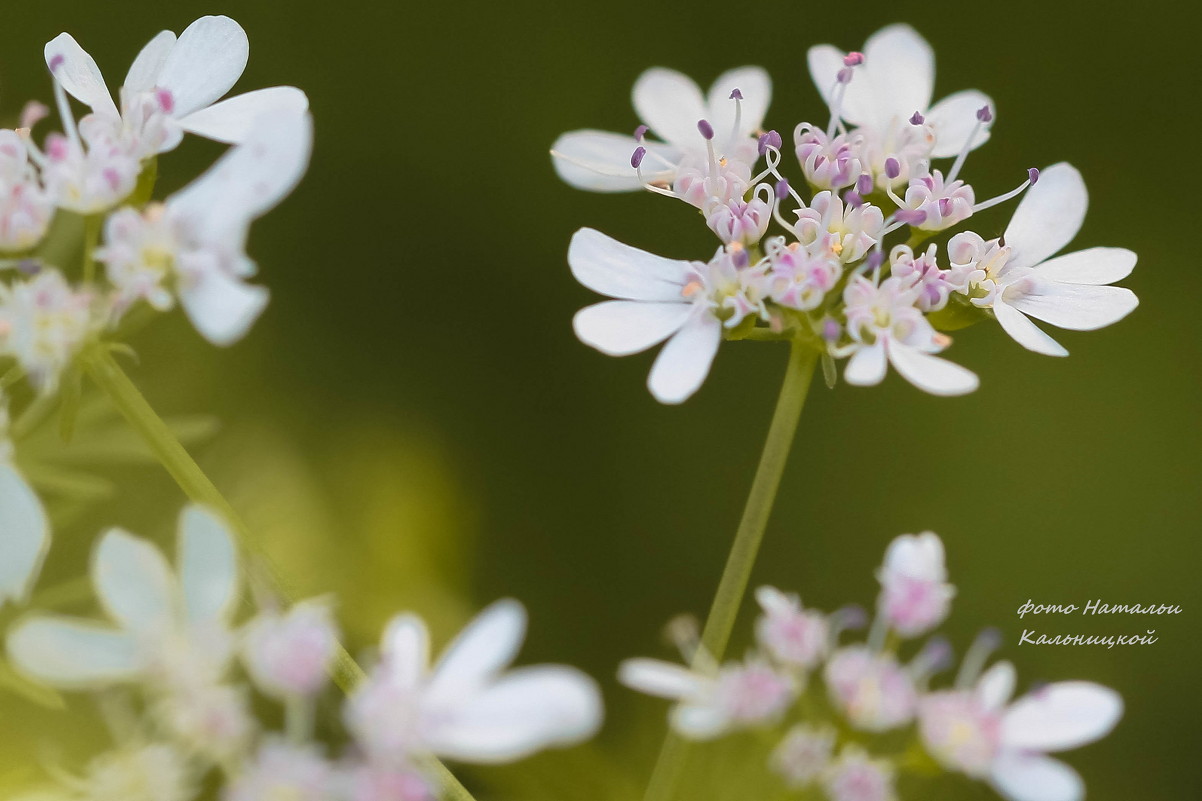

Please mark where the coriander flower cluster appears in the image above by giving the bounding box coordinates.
[0,15,312,395]
[552,24,1138,403]
[620,532,1122,801]
[3,506,603,801]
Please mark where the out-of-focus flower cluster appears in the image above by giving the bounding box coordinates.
[552,24,1139,403]
[620,532,1122,801]
[2,505,603,801]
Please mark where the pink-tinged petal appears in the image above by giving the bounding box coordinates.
[177,506,238,627]
[1001,682,1123,752]
[862,24,935,127]
[886,343,979,396]
[844,343,887,386]
[124,30,177,94]
[618,658,706,700]
[551,129,677,192]
[806,44,876,128]
[633,68,707,151]
[427,600,526,700]
[647,310,721,404]
[1033,247,1136,286]
[976,661,1016,712]
[1004,163,1087,271]
[993,302,1068,357]
[156,15,249,116]
[706,67,771,142]
[990,753,1084,801]
[8,617,143,687]
[573,300,691,356]
[381,613,430,689]
[1008,284,1137,331]
[176,86,309,145]
[43,33,118,118]
[927,90,994,158]
[426,665,602,763]
[567,228,690,301]
[91,529,175,634]
[0,464,49,604]
[178,268,269,346]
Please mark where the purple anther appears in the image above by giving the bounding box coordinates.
[844,191,864,208]
[775,179,791,200]
[838,604,869,630]
[630,146,647,169]
[918,637,954,673]
[1027,167,1040,185]
[976,105,994,123]
[16,259,41,276]
[156,88,175,114]
[856,173,873,195]
[48,54,65,72]
[975,627,1003,651]
[822,318,842,342]
[909,111,925,126]
[843,51,865,67]
[866,250,885,271]
[938,197,954,217]
[633,124,648,142]
[758,129,783,155]
[732,248,750,268]
[729,88,743,101]
[836,67,854,84]
[895,209,927,226]
[884,157,901,180]
[697,119,715,140]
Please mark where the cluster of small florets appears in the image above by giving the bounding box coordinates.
[0,15,312,395]
[619,532,1123,801]
[1,505,603,801]
[552,24,1139,403]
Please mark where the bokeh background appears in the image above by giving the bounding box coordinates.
[0,1,1198,798]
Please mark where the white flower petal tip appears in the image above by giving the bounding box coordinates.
[888,344,978,396]
[157,15,250,117]
[567,228,689,302]
[6,616,142,688]
[178,86,310,144]
[180,272,270,346]
[1002,682,1123,753]
[990,753,1085,801]
[993,302,1069,357]
[0,464,50,604]
[1004,162,1087,271]
[550,131,657,192]
[178,506,239,625]
[43,33,118,117]
[573,301,692,357]
[647,311,721,404]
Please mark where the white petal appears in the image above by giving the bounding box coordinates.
[8,617,143,687]
[1009,284,1138,331]
[991,753,1084,801]
[381,613,430,688]
[427,600,526,700]
[1002,682,1123,752]
[807,44,876,128]
[176,86,309,145]
[862,24,935,127]
[156,15,249,117]
[124,30,177,94]
[706,67,771,142]
[647,310,721,404]
[632,68,707,151]
[179,269,269,346]
[927,90,994,158]
[887,342,979,396]
[618,658,705,700]
[844,343,887,386]
[44,33,118,118]
[1033,247,1137,286]
[977,661,1016,711]
[671,702,729,739]
[91,529,175,633]
[427,665,602,763]
[551,130,678,192]
[0,464,49,604]
[1005,163,1087,270]
[573,300,691,356]
[177,506,238,626]
[567,228,690,301]
[993,302,1068,357]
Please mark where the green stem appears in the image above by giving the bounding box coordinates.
[82,214,100,285]
[642,338,819,801]
[81,346,478,801]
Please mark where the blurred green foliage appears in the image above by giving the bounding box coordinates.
[0,1,1198,798]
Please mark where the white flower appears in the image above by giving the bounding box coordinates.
[345,599,602,765]
[224,740,335,801]
[619,655,795,739]
[807,24,993,168]
[841,275,978,396]
[38,129,140,214]
[794,192,884,263]
[824,646,917,732]
[770,723,836,788]
[0,131,54,250]
[875,532,955,638]
[822,746,897,801]
[764,238,843,312]
[918,661,1123,801]
[342,763,434,801]
[953,163,1138,356]
[96,110,313,345]
[32,743,197,801]
[0,449,50,605]
[242,598,339,698]
[754,586,828,670]
[7,505,239,690]
[569,228,764,403]
[0,269,96,392]
[889,243,954,312]
[551,66,769,192]
[45,16,308,158]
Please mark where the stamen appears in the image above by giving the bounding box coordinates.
[955,627,1002,689]
[946,105,994,184]
[894,209,927,226]
[630,146,647,169]
[49,69,82,151]
[697,119,715,141]
[884,157,901,180]
[728,89,745,145]
[976,104,994,123]
[843,51,865,67]
[827,604,868,650]
[909,111,925,125]
[758,129,783,155]
[856,173,873,196]
[633,124,648,142]
[909,637,953,686]
[728,88,743,100]
[972,167,1039,213]
[844,190,863,208]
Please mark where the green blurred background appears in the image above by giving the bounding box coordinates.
[0,1,1198,798]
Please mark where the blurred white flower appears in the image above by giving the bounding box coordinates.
[876,532,955,638]
[224,740,335,801]
[823,745,897,801]
[242,598,339,698]
[345,599,602,765]
[754,586,828,670]
[0,269,96,392]
[0,131,54,250]
[0,443,50,604]
[770,723,836,788]
[824,646,917,732]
